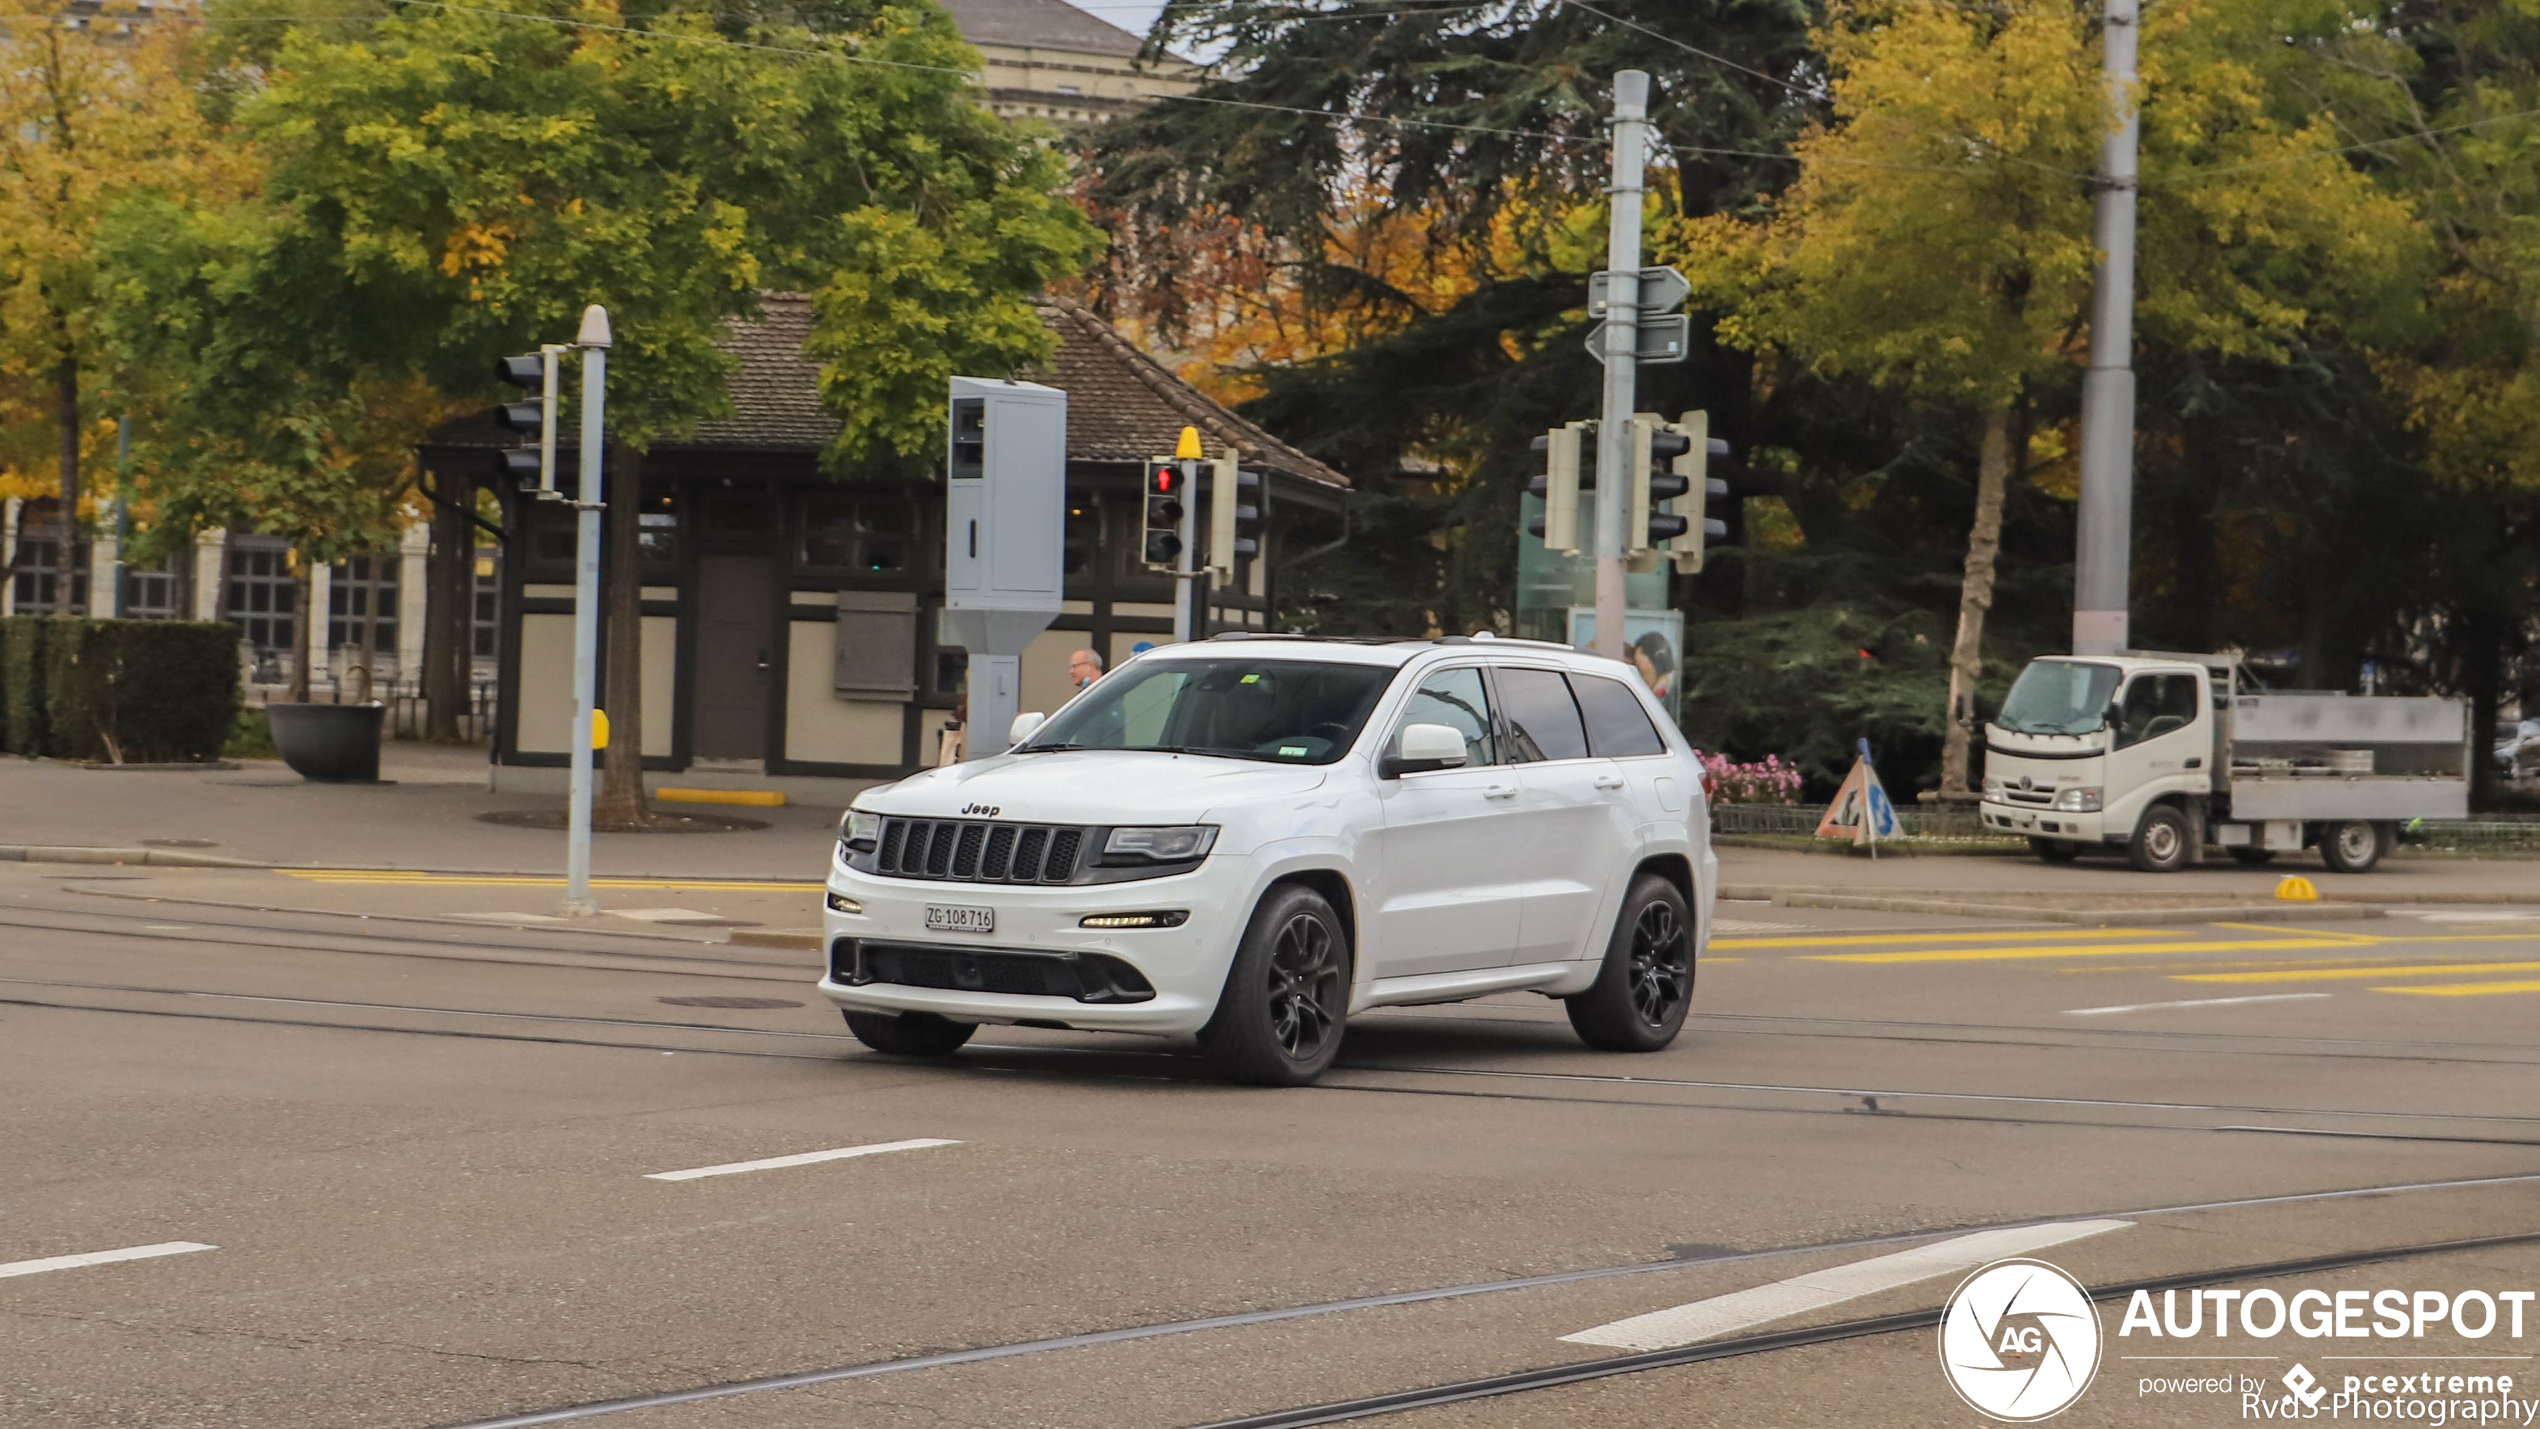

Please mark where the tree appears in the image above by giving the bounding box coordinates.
[1673,0,2420,796]
[0,0,241,576]
[122,0,1094,821]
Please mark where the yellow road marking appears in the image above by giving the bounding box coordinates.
[2211,921,2383,943]
[1713,928,2168,950]
[276,871,816,892]
[2174,961,2540,985]
[1817,929,2540,965]
[2377,979,2540,998]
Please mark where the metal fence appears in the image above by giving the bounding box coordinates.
[1708,801,2540,851]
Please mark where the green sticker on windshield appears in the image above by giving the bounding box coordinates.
[1241,673,1260,683]
[1279,745,1307,756]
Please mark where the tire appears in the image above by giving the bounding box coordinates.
[842,1010,976,1057]
[1198,884,1351,1086]
[2029,837,2080,864]
[2319,818,2386,874]
[2226,846,2276,866]
[1565,873,1696,1053]
[2127,803,2192,873]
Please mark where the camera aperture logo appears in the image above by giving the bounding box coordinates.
[1941,1258,2105,1421]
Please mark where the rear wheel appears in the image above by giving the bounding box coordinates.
[1198,884,1351,1086]
[2127,804,2192,873]
[2319,818,2387,874]
[842,1010,975,1057]
[2226,846,2277,866]
[1566,873,1695,1053]
[2029,837,2080,864]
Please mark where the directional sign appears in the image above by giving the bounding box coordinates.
[1584,313,1691,365]
[1588,265,1693,318]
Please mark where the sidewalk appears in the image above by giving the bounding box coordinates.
[0,747,846,880]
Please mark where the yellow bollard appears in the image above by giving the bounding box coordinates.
[2275,874,2319,902]
[591,708,610,750]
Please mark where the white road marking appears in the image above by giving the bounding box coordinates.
[0,1241,216,1280]
[2407,911,2540,924]
[646,1138,960,1182]
[1712,918,1799,933]
[2064,993,2331,1016]
[1559,1219,2129,1352]
[608,908,732,925]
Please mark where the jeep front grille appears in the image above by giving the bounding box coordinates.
[871,818,1088,884]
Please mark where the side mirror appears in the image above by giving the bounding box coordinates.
[1008,711,1047,746]
[1381,722,1470,778]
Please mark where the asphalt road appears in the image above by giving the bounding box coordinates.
[6,862,2540,1428]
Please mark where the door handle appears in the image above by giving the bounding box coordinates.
[1593,775,1626,790]
[1483,784,1518,800]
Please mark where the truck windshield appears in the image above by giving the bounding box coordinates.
[1996,661,2122,736]
[1015,659,1396,765]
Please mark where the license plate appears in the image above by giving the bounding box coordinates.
[924,904,995,934]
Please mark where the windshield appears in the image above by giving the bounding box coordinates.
[1017,658,1396,765]
[1996,660,2122,736]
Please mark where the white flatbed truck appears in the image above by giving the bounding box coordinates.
[1979,651,2470,873]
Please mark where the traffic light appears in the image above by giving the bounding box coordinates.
[493,350,559,494]
[1629,412,1695,556]
[1666,409,1734,573]
[1524,421,1590,554]
[1142,457,1185,571]
[1206,455,1262,575]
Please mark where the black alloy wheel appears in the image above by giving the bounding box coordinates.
[1199,884,1351,1085]
[1567,872,1696,1052]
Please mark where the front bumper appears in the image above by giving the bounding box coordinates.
[1980,799,2108,842]
[815,852,1255,1036]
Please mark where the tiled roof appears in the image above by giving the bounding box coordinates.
[940,0,1147,59]
[425,294,1348,490]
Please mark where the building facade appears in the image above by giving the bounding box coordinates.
[941,0,1199,125]
[420,295,1347,800]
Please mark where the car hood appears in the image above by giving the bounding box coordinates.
[858,751,1330,825]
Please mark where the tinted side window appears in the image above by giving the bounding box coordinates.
[1396,667,1496,767]
[1571,674,1667,757]
[2115,673,2202,749]
[1498,667,1590,762]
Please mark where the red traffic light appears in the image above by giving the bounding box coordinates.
[1148,463,1176,494]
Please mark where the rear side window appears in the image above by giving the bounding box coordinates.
[1571,674,1667,757]
[1497,667,1589,762]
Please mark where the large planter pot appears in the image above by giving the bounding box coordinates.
[266,702,385,782]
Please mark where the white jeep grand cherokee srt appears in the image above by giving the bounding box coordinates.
[818,634,1716,1085]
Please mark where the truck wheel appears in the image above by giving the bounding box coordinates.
[2028,837,2080,864]
[843,1010,976,1057]
[1565,873,1695,1053]
[2127,804,2192,873]
[2226,847,2276,866]
[1198,883,1351,1086]
[2320,819,2386,874]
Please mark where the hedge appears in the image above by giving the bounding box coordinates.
[5,617,241,763]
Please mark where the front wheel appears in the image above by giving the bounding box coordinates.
[843,1009,976,1057]
[1566,873,1696,1053]
[2127,804,2192,873]
[1198,884,1351,1086]
[2319,819,2387,874]
[2029,836,2080,864]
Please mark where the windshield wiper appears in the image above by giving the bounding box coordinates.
[1017,742,1089,752]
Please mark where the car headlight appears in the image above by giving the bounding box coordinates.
[1101,825,1219,863]
[2053,787,2103,812]
[841,809,881,854]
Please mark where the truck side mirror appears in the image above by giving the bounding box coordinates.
[1381,722,1469,778]
[1008,711,1046,745]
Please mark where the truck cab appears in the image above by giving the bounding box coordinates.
[1980,652,2470,874]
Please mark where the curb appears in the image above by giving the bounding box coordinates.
[1762,892,2385,925]
[729,929,823,951]
[0,845,263,869]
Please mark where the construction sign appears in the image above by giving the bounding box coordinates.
[1815,740,1901,849]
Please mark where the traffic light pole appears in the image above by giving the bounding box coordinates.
[563,305,610,917]
[1174,457,1197,644]
[1592,70,1651,663]
[2073,0,2139,657]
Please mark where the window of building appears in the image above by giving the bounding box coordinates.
[328,554,400,656]
[225,541,296,653]
[1063,492,1099,579]
[121,553,184,619]
[799,490,911,573]
[472,547,501,659]
[699,489,775,535]
[11,536,90,615]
